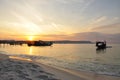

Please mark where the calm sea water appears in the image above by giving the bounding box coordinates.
[0,44,120,76]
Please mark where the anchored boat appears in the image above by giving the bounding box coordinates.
[27,40,53,46]
[96,41,106,49]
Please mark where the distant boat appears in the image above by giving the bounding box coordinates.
[96,41,112,49]
[96,41,106,49]
[27,40,53,46]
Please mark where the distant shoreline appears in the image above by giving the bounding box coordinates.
[51,40,93,44]
[0,40,93,45]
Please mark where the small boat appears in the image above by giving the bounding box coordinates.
[96,41,112,49]
[96,41,106,49]
[27,40,53,46]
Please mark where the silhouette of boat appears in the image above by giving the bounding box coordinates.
[96,41,112,51]
[27,40,53,46]
[96,41,106,49]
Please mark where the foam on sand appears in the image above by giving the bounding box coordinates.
[0,54,59,80]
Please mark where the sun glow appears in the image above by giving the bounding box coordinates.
[28,36,34,41]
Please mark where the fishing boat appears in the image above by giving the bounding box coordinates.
[27,40,53,46]
[96,41,112,51]
[96,41,106,49]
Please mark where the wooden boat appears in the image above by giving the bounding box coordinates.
[96,41,112,50]
[96,41,106,49]
[27,40,53,46]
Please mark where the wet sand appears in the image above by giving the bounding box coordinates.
[0,53,120,80]
[0,54,59,80]
[37,62,120,80]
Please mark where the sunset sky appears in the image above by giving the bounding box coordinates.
[0,0,120,42]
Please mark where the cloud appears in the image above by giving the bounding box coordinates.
[80,0,95,13]
[1,31,120,43]
[61,0,94,4]
[0,0,67,35]
[113,17,119,20]
[84,16,120,32]
[92,22,120,30]
[81,32,120,43]
[56,0,95,13]
[76,32,117,43]
[88,16,108,26]
[88,16,119,26]
[54,0,85,4]
[28,32,120,43]
[72,32,120,43]
[91,22,120,33]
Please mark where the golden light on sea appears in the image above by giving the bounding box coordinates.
[29,47,33,55]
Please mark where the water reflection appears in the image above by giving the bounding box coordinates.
[96,48,106,54]
[29,47,33,55]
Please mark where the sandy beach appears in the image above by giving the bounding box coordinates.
[0,53,120,80]
[0,54,60,80]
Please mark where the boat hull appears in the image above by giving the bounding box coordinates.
[27,41,53,46]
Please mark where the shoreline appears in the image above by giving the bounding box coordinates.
[0,53,60,80]
[36,61,120,80]
[0,53,120,80]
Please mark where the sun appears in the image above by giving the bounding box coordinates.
[28,36,34,41]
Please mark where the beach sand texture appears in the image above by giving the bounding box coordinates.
[0,54,59,80]
[0,53,120,80]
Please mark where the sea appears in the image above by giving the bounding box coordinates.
[0,43,120,77]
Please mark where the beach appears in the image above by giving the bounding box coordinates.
[0,53,120,80]
[0,53,60,80]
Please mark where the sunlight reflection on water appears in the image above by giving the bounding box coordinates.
[0,44,120,76]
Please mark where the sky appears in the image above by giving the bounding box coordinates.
[0,0,120,42]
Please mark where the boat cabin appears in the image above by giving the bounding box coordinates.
[96,41,106,49]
